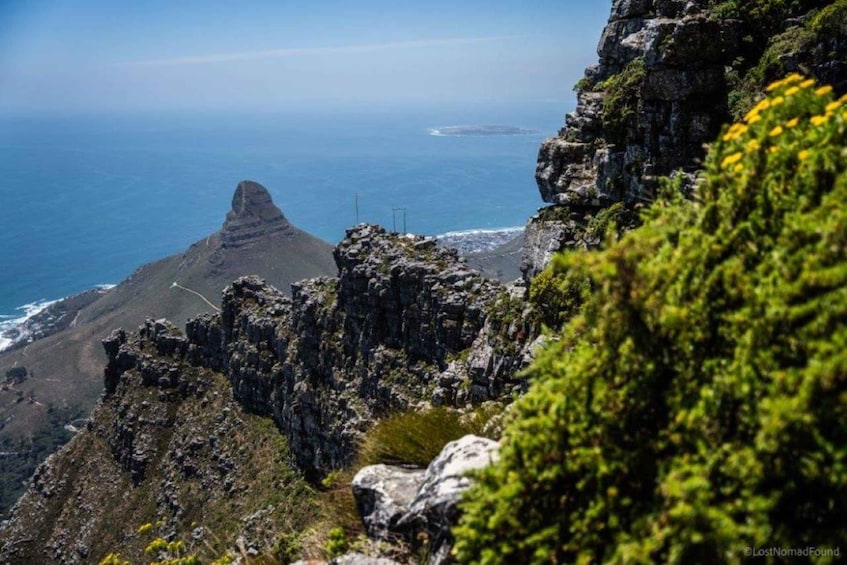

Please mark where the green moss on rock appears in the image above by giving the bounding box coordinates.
[597,58,646,145]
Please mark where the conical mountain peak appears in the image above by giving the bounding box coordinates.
[221,180,291,248]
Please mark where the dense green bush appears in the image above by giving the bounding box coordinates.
[453,76,847,563]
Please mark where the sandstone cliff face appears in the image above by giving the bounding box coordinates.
[536,0,725,211]
[524,0,847,280]
[524,0,728,278]
[182,225,532,478]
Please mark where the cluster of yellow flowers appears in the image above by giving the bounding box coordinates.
[717,73,845,174]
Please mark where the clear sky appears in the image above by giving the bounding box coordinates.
[0,0,610,115]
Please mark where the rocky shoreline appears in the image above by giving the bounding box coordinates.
[0,287,111,353]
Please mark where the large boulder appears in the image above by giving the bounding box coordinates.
[351,435,499,564]
[398,435,499,564]
[351,465,426,539]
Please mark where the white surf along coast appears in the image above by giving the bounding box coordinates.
[436,226,524,254]
[0,284,116,353]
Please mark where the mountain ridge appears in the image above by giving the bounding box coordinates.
[0,180,337,517]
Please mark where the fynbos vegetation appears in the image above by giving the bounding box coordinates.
[454,76,847,563]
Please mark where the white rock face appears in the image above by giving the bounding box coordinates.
[351,435,500,565]
[351,464,426,539]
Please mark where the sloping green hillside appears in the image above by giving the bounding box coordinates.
[454,76,847,563]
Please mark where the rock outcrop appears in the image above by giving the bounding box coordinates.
[524,0,727,281]
[352,465,426,540]
[0,222,532,563]
[352,435,499,565]
[221,180,292,248]
[0,179,337,519]
[536,1,725,210]
[181,224,530,478]
[0,319,313,565]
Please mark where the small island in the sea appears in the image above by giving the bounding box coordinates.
[428,125,539,136]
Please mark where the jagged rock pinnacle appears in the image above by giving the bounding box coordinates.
[221,180,291,248]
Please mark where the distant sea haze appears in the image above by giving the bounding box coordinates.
[0,103,565,319]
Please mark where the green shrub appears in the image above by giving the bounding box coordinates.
[713,1,843,119]
[597,58,646,144]
[453,75,847,563]
[708,0,822,35]
[325,527,349,558]
[726,26,817,120]
[573,75,596,93]
[810,0,847,36]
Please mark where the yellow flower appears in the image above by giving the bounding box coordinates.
[734,163,744,173]
[770,96,785,107]
[769,146,779,154]
[765,79,785,92]
[786,117,799,128]
[748,115,762,124]
[785,73,803,84]
[826,101,841,113]
[745,139,760,153]
[721,152,743,169]
[785,86,801,97]
[816,85,834,96]
[722,122,747,141]
[800,79,815,89]
[798,150,810,161]
[769,126,783,137]
[811,115,829,126]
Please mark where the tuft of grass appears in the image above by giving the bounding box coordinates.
[358,405,501,468]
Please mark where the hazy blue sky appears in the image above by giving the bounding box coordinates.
[0,1,610,115]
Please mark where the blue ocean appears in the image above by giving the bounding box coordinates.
[0,101,568,324]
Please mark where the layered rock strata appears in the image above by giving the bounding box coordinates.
[220,180,292,248]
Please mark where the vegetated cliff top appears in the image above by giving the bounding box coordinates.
[524,0,846,280]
